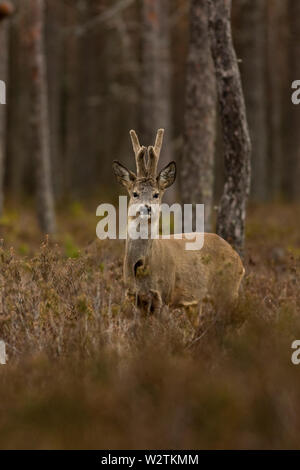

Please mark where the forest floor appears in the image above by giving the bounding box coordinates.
[0,202,299,449]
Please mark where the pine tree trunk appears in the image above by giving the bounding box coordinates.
[6,1,32,199]
[140,0,173,197]
[77,0,105,196]
[236,0,267,201]
[266,0,286,200]
[181,0,216,232]
[0,2,13,215]
[286,0,300,201]
[0,19,9,216]
[28,0,56,233]
[208,0,251,257]
[63,0,79,196]
[46,0,63,200]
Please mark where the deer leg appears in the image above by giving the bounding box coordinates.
[136,293,150,316]
[182,301,200,329]
[125,288,136,303]
[196,301,203,329]
[149,290,163,315]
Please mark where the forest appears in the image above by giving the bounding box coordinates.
[0,0,299,451]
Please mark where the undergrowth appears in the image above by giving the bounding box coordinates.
[0,204,299,449]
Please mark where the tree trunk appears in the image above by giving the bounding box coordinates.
[6,1,32,199]
[181,0,216,232]
[0,20,9,216]
[266,0,286,200]
[286,0,300,201]
[77,0,105,196]
[208,0,251,257]
[46,0,63,200]
[28,0,56,233]
[236,0,267,201]
[63,0,79,196]
[140,0,173,199]
[0,2,13,215]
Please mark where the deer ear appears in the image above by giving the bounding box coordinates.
[157,161,176,189]
[113,161,136,190]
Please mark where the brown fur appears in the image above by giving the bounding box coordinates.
[125,233,244,317]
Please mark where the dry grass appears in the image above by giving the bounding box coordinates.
[0,203,299,449]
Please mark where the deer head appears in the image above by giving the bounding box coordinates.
[113,129,176,232]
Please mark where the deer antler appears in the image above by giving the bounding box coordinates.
[148,129,165,177]
[130,130,147,178]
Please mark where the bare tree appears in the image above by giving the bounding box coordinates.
[63,0,80,196]
[46,0,64,199]
[140,0,173,199]
[266,0,286,200]
[181,0,216,232]
[6,1,32,200]
[27,0,56,233]
[208,0,251,256]
[236,0,267,201]
[286,0,300,201]
[0,1,13,216]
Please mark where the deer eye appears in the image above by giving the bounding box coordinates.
[153,193,159,199]
[133,192,139,198]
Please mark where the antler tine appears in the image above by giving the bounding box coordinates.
[147,129,165,177]
[136,147,147,177]
[154,129,165,157]
[129,130,147,177]
[130,129,141,156]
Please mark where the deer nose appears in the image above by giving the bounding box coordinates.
[145,205,151,215]
[140,205,151,217]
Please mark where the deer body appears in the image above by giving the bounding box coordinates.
[124,232,244,315]
[113,130,245,318]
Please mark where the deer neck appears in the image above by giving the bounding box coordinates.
[125,236,153,281]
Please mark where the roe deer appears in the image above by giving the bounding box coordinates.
[113,129,245,321]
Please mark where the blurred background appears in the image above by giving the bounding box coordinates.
[0,0,299,235]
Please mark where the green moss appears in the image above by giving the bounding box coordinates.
[18,243,29,256]
[69,201,85,218]
[64,235,80,259]
[287,245,300,258]
[99,262,105,273]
